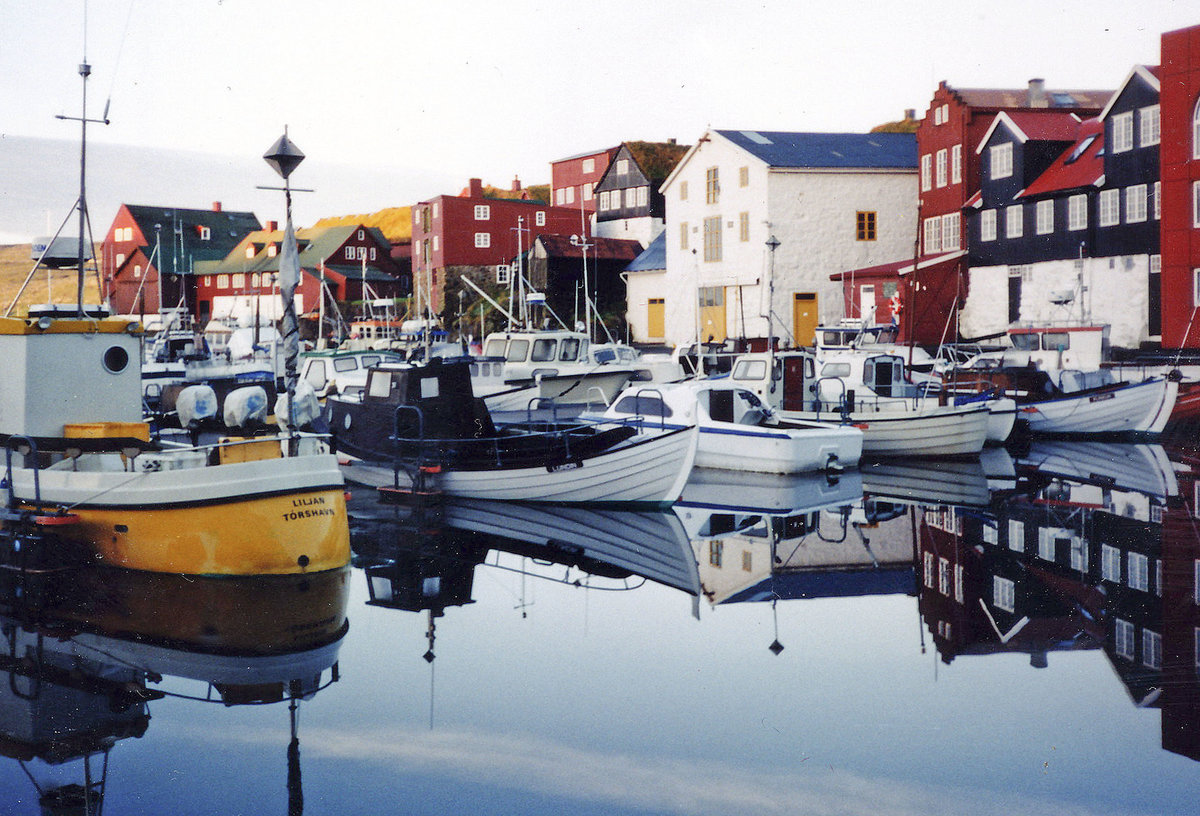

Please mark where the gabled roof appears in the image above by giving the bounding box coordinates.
[551,146,620,164]
[1019,117,1105,199]
[975,110,1082,154]
[312,207,413,243]
[532,234,643,262]
[1097,65,1161,121]
[122,203,261,273]
[714,130,917,169]
[625,231,666,273]
[214,224,392,275]
[622,141,690,182]
[945,85,1112,111]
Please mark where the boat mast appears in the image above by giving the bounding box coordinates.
[766,234,780,393]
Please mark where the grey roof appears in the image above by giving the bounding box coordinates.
[123,204,261,275]
[625,231,666,273]
[716,130,917,169]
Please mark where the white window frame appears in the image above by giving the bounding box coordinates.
[1008,519,1024,551]
[535,211,545,227]
[993,576,1015,613]
[1115,618,1135,660]
[935,149,947,188]
[1193,181,1200,227]
[1143,629,1162,669]
[954,563,964,604]
[923,551,934,588]
[1126,184,1148,224]
[1195,269,1200,309]
[921,154,932,191]
[1154,181,1161,220]
[1036,200,1054,235]
[981,210,997,242]
[1099,189,1121,227]
[990,143,1013,180]
[941,213,960,251]
[1102,544,1121,582]
[1140,105,1160,147]
[951,145,962,184]
[495,264,510,285]
[1127,551,1149,591]
[938,557,950,596]
[1111,111,1134,153]
[474,232,491,248]
[582,158,595,174]
[1070,536,1088,572]
[1068,194,1088,231]
[474,204,490,221]
[924,217,942,253]
[637,186,648,207]
[1005,204,1023,239]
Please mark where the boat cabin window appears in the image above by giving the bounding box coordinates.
[559,337,582,361]
[821,330,851,346]
[611,393,672,418]
[821,362,852,379]
[732,359,767,381]
[366,371,403,401]
[1041,332,1070,351]
[505,339,530,362]
[531,338,557,362]
[483,338,507,358]
[864,356,905,396]
[305,360,328,389]
[1010,333,1040,351]
[333,357,360,372]
[361,354,384,368]
[593,347,616,364]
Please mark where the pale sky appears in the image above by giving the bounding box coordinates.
[3,0,1197,213]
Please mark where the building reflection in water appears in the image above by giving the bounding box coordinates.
[0,566,349,814]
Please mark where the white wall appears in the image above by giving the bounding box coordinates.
[625,268,666,342]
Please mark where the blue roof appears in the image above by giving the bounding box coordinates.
[625,230,666,272]
[715,130,916,169]
[722,567,917,604]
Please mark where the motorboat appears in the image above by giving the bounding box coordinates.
[300,347,407,398]
[729,349,991,457]
[480,328,643,407]
[328,357,698,508]
[0,308,350,576]
[595,380,862,474]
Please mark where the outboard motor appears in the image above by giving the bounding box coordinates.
[275,380,323,432]
[176,385,218,429]
[224,385,269,430]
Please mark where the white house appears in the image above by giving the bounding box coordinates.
[648,129,918,347]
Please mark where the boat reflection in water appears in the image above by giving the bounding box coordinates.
[0,565,350,814]
[349,494,703,662]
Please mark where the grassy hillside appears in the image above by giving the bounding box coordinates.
[0,244,102,314]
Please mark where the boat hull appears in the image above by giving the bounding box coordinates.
[1020,377,1177,435]
[779,404,990,457]
[10,454,350,576]
[693,421,863,473]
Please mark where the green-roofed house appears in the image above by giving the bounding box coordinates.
[101,202,262,319]
[199,223,409,326]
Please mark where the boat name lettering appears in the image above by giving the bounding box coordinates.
[547,460,583,473]
[1087,392,1115,403]
[292,497,327,507]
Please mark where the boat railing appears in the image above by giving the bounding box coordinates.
[624,387,668,432]
[3,435,42,511]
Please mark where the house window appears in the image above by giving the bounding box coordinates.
[496,264,510,284]
[990,143,1013,180]
[1115,618,1135,660]
[983,523,998,544]
[1008,519,1024,551]
[1193,181,1200,227]
[474,205,490,220]
[245,246,255,259]
[954,563,964,603]
[680,221,689,250]
[1143,629,1162,669]
[267,245,277,258]
[474,232,490,248]
[199,226,211,241]
[939,557,951,596]
[637,186,648,207]
[616,159,630,175]
[981,210,997,242]
[133,265,141,279]
[535,211,546,227]
[1195,269,1200,308]
[251,273,260,288]
[935,149,947,188]
[1036,200,1054,235]
[705,167,720,204]
[583,183,594,201]
[739,166,749,187]
[1070,536,1088,572]
[1005,204,1023,238]
[232,273,245,288]
[951,144,962,184]
[1099,189,1120,227]
[345,247,355,260]
[923,551,934,588]
[709,540,723,567]
[432,203,439,219]
[1111,111,1134,153]
[432,235,439,252]
[680,180,688,200]
[1038,528,1059,562]
[356,246,367,260]
[370,247,377,261]
[217,274,229,289]
[1140,105,1160,147]
[202,276,211,287]
[1126,184,1147,224]
[598,191,609,211]
[582,158,595,174]
[1154,181,1161,220]
[941,213,960,250]
[924,217,941,253]
[739,212,750,242]
[1068,194,1088,230]
[357,229,365,240]
[556,188,565,205]
[993,576,1015,612]
[1101,544,1121,582]
[702,216,722,262]
[115,253,125,266]
[920,154,932,191]
[857,211,877,241]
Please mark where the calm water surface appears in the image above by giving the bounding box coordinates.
[3,438,1200,815]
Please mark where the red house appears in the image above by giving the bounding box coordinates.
[897,81,1108,344]
[550,147,620,215]
[1159,23,1200,348]
[410,179,586,315]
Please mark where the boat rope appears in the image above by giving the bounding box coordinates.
[60,469,150,511]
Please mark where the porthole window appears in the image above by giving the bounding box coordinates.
[103,345,130,374]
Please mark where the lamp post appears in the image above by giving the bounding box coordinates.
[765,234,780,392]
[261,128,308,444]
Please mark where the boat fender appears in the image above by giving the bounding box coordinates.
[275,381,322,431]
[176,385,218,428]
[1168,368,1183,382]
[224,386,269,429]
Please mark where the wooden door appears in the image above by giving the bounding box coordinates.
[699,286,727,343]
[792,292,818,347]
[647,297,665,339]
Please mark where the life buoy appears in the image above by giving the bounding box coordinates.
[888,292,903,322]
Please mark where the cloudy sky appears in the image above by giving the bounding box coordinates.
[2,0,1197,232]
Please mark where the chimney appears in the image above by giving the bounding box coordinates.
[266,220,278,232]
[905,108,916,121]
[512,176,521,192]
[212,201,222,212]
[1028,78,1047,108]
[668,137,677,145]
[468,178,484,198]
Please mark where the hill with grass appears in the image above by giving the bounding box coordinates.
[0,243,101,314]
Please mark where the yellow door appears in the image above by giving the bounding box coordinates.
[647,297,665,339]
[793,292,818,347]
[699,287,726,343]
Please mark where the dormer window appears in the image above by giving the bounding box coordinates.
[267,244,277,258]
[245,245,255,259]
[358,229,365,240]
[198,225,211,241]
[1111,111,1134,153]
[990,143,1013,180]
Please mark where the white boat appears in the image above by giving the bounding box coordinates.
[481,328,642,407]
[676,467,863,516]
[299,347,407,398]
[1016,441,1179,499]
[329,358,698,508]
[729,349,991,457]
[595,380,862,474]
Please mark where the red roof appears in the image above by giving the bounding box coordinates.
[1020,118,1104,198]
[1001,110,1083,142]
[534,234,644,262]
[949,86,1111,111]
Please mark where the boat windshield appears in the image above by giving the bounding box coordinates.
[483,338,507,357]
[505,339,530,362]
[821,362,852,378]
[732,359,767,381]
[559,338,583,361]
[1010,333,1040,351]
[334,357,360,372]
[531,339,557,362]
[611,394,672,418]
